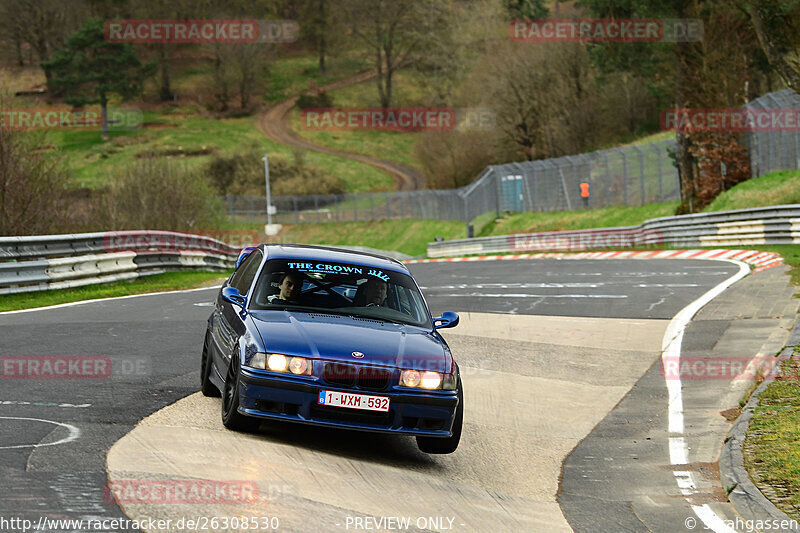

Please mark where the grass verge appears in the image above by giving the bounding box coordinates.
[0,271,228,312]
[478,201,680,236]
[705,169,800,212]
[744,354,800,521]
[273,219,467,257]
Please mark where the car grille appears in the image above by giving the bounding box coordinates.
[309,404,393,427]
[322,362,392,391]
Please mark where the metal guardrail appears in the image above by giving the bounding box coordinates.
[427,204,800,257]
[0,231,241,296]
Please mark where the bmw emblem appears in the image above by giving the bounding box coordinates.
[351,351,365,359]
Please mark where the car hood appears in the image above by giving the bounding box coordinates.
[249,311,450,372]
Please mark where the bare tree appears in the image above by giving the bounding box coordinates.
[0,0,27,66]
[0,0,86,75]
[476,41,600,160]
[297,0,347,73]
[741,0,800,90]
[210,43,272,112]
[345,0,448,108]
[0,126,70,236]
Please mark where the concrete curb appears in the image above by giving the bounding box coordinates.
[720,323,800,532]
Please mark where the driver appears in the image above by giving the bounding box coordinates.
[269,271,303,303]
[363,278,387,306]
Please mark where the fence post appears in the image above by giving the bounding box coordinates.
[513,162,531,212]
[650,143,664,202]
[495,170,502,215]
[370,194,375,221]
[613,148,628,206]
[557,163,572,211]
[795,128,800,171]
[293,197,299,224]
[631,145,645,205]
[531,162,540,212]
[599,151,610,207]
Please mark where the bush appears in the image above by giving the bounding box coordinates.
[414,129,511,189]
[296,91,334,109]
[687,132,751,212]
[99,157,225,231]
[205,148,345,197]
[0,128,71,236]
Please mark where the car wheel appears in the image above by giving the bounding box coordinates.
[201,332,220,397]
[221,350,259,432]
[416,378,463,454]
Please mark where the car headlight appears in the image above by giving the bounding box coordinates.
[268,353,288,371]
[248,353,266,369]
[442,371,457,390]
[400,369,421,387]
[247,353,312,376]
[400,369,455,390]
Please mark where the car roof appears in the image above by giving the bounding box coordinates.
[260,244,410,274]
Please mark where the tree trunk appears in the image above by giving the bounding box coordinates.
[384,68,393,110]
[319,36,327,73]
[382,40,393,109]
[674,0,696,214]
[159,45,174,102]
[375,43,388,108]
[14,30,24,66]
[318,0,327,73]
[101,97,109,141]
[747,1,800,90]
[240,77,249,110]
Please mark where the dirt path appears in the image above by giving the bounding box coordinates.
[257,71,426,191]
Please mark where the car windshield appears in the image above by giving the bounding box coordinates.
[249,259,431,327]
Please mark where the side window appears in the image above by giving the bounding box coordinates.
[229,250,262,294]
[395,285,411,313]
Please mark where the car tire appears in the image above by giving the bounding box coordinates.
[221,350,259,432]
[416,379,463,454]
[201,332,220,397]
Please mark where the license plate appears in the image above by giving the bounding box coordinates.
[318,390,390,412]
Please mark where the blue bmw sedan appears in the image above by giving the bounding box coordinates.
[201,244,463,454]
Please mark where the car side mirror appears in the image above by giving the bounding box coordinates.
[433,311,459,330]
[221,286,246,307]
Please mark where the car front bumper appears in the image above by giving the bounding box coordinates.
[239,368,459,437]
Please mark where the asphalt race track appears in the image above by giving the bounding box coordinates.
[0,258,791,532]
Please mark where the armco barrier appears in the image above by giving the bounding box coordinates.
[428,204,800,257]
[0,231,243,296]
